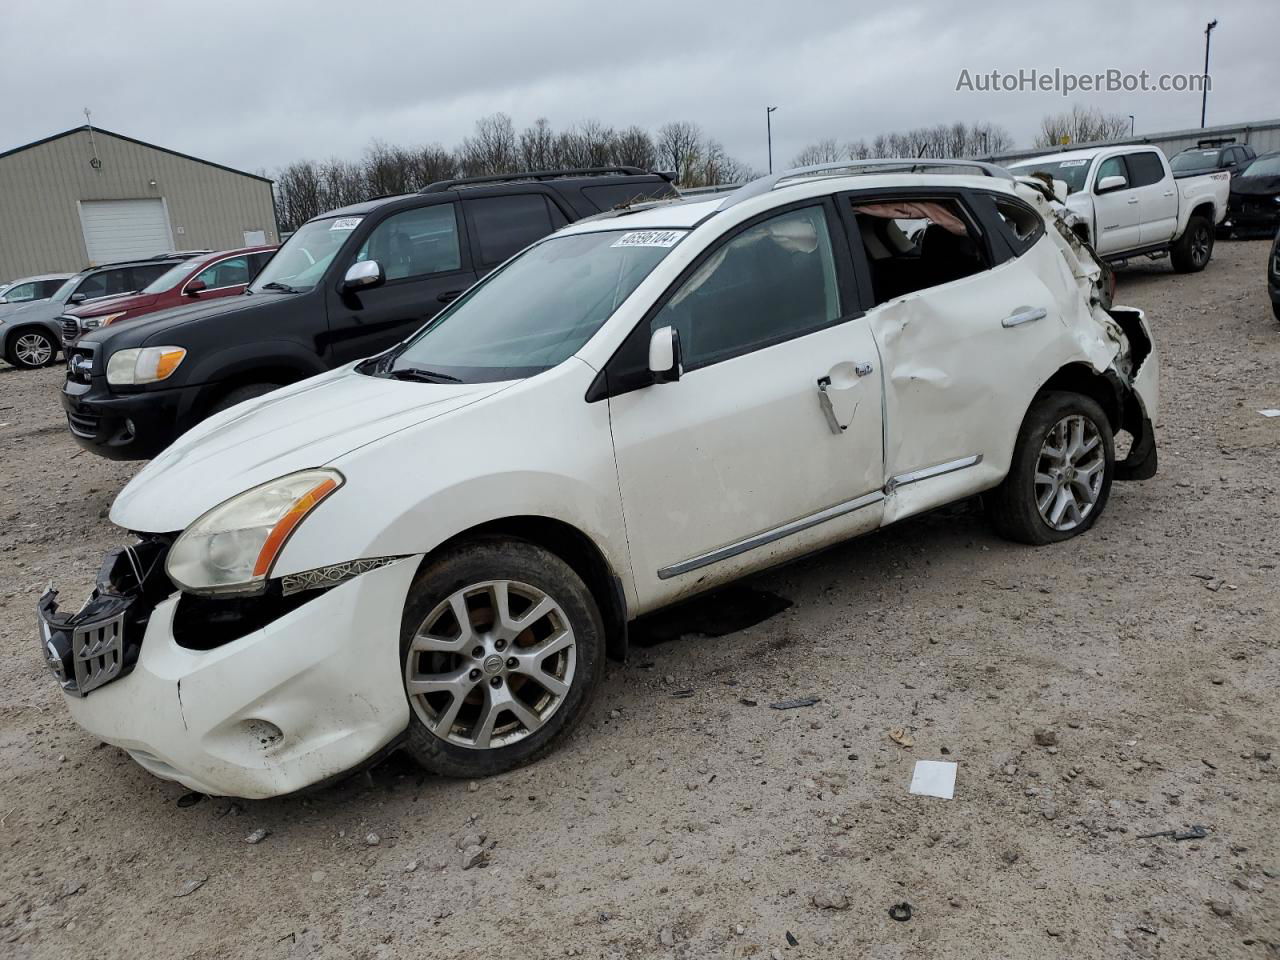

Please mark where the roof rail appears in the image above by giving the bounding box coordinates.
[420,166,670,193]
[716,158,1014,211]
[1195,136,1237,148]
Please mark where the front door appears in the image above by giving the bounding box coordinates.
[325,202,477,365]
[1091,155,1142,255]
[607,202,885,612]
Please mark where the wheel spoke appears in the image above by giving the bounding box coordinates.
[472,690,501,749]
[406,665,472,698]
[412,632,464,654]
[448,593,475,644]
[1036,483,1056,513]
[1049,487,1072,526]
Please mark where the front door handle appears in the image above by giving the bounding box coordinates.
[437,290,463,304]
[1126,197,1140,204]
[1002,306,1047,328]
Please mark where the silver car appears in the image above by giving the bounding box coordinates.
[0,255,199,370]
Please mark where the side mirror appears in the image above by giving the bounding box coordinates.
[1096,175,1128,194]
[343,259,384,291]
[184,279,207,297]
[648,325,682,384]
[69,292,87,304]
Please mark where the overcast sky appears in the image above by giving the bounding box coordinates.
[2,0,1276,177]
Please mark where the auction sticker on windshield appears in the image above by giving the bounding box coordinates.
[330,217,363,231]
[612,230,684,248]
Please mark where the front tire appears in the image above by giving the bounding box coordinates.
[985,392,1115,545]
[400,537,605,779]
[5,328,59,369]
[1171,215,1213,273]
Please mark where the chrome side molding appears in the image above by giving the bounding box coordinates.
[656,490,885,580]
[657,453,984,579]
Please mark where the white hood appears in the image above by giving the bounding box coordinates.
[112,369,512,532]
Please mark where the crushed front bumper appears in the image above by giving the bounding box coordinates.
[44,555,421,799]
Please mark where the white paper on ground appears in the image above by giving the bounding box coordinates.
[908,760,957,799]
[1259,409,1280,418]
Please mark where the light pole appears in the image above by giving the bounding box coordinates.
[766,106,778,174]
[1128,114,1135,137]
[1200,19,1217,128]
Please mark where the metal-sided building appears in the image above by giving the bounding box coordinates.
[0,125,277,280]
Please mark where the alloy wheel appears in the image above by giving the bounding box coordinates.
[1191,226,1211,266]
[14,333,53,367]
[1035,414,1105,531]
[404,579,576,750]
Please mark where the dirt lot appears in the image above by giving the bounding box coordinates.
[1,240,1278,960]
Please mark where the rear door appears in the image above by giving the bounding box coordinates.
[1127,151,1178,245]
[1090,155,1141,254]
[324,201,476,365]
[842,189,1068,523]
[461,192,569,277]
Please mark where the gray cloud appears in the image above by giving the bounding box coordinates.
[3,0,1275,177]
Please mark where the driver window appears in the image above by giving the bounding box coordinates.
[649,206,842,370]
[1096,156,1127,189]
[354,204,462,281]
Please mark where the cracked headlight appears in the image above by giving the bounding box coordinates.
[166,469,343,596]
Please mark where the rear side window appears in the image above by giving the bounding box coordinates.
[992,197,1045,254]
[128,264,169,290]
[850,196,990,306]
[1125,152,1166,188]
[356,204,463,281]
[38,279,65,298]
[464,194,565,266]
[581,182,674,212]
[76,268,135,300]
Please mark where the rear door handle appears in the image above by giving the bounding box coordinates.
[437,290,463,304]
[1002,306,1047,328]
[1126,197,1140,204]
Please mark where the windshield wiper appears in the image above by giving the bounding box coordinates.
[387,367,462,384]
[260,281,300,294]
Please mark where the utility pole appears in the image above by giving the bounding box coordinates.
[766,106,777,174]
[1201,20,1217,128]
[1129,114,1135,137]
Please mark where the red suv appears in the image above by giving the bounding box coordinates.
[60,246,277,345]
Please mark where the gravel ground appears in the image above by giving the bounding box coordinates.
[1,240,1278,960]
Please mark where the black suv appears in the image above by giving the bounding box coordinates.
[63,168,677,459]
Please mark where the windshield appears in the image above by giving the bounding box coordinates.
[381,228,685,382]
[249,216,360,292]
[50,276,80,302]
[1241,156,1280,178]
[1171,150,1222,174]
[1009,157,1092,195]
[142,259,203,293]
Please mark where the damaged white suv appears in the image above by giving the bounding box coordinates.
[39,161,1159,799]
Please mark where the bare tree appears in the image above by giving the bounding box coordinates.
[790,138,843,167]
[1034,105,1132,148]
[519,118,556,170]
[364,139,415,197]
[613,125,657,170]
[656,121,703,185]
[410,144,457,187]
[273,160,324,232]
[459,113,518,176]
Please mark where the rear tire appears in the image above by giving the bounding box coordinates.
[5,328,59,369]
[400,537,605,779]
[985,391,1115,546]
[208,382,282,415]
[1170,215,1213,273]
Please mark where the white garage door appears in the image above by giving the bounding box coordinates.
[79,199,173,264]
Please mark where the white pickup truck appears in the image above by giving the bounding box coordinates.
[1008,146,1229,273]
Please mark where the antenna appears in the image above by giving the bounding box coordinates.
[84,108,102,171]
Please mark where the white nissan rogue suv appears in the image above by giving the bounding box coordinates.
[39,160,1159,799]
